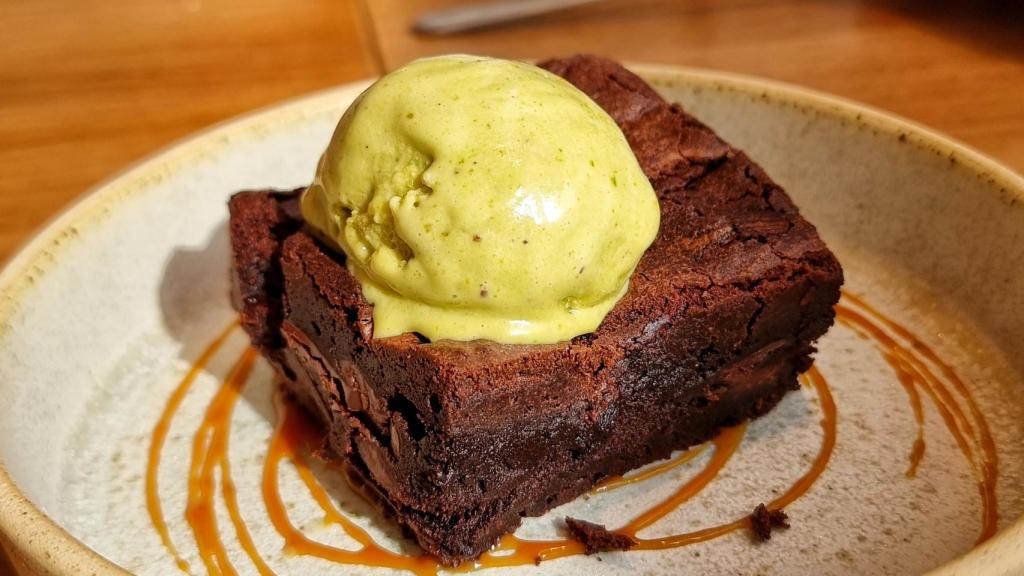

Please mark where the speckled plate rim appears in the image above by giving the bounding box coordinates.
[1,63,1022,576]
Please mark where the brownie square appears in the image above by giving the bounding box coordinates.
[228,54,842,565]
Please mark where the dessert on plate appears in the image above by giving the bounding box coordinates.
[229,53,843,565]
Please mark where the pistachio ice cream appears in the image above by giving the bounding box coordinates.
[301,55,660,344]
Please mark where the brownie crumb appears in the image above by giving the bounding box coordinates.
[750,503,790,542]
[565,517,637,554]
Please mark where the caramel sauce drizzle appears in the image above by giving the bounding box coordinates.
[184,347,266,576]
[261,391,439,576]
[835,291,999,543]
[591,444,708,495]
[148,291,999,573]
[635,366,835,551]
[472,366,836,566]
[467,424,750,567]
[146,321,239,574]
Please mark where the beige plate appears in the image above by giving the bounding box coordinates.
[2,64,1024,576]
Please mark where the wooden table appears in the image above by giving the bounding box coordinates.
[2,0,1023,267]
[0,0,1021,566]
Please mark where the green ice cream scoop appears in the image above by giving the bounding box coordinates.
[301,55,660,344]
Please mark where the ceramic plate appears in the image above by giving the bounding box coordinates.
[2,64,1024,576]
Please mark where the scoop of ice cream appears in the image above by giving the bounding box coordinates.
[301,55,660,344]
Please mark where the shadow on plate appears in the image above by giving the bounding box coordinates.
[156,220,420,556]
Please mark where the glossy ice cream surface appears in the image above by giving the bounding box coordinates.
[302,55,660,344]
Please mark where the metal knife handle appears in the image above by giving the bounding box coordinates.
[413,0,604,35]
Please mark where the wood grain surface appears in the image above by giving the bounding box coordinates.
[0,0,378,265]
[0,0,1022,573]
[366,0,1024,169]
[2,0,1022,267]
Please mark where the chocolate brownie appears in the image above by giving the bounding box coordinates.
[565,517,637,554]
[228,54,843,565]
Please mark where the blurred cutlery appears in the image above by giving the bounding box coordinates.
[413,0,604,35]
